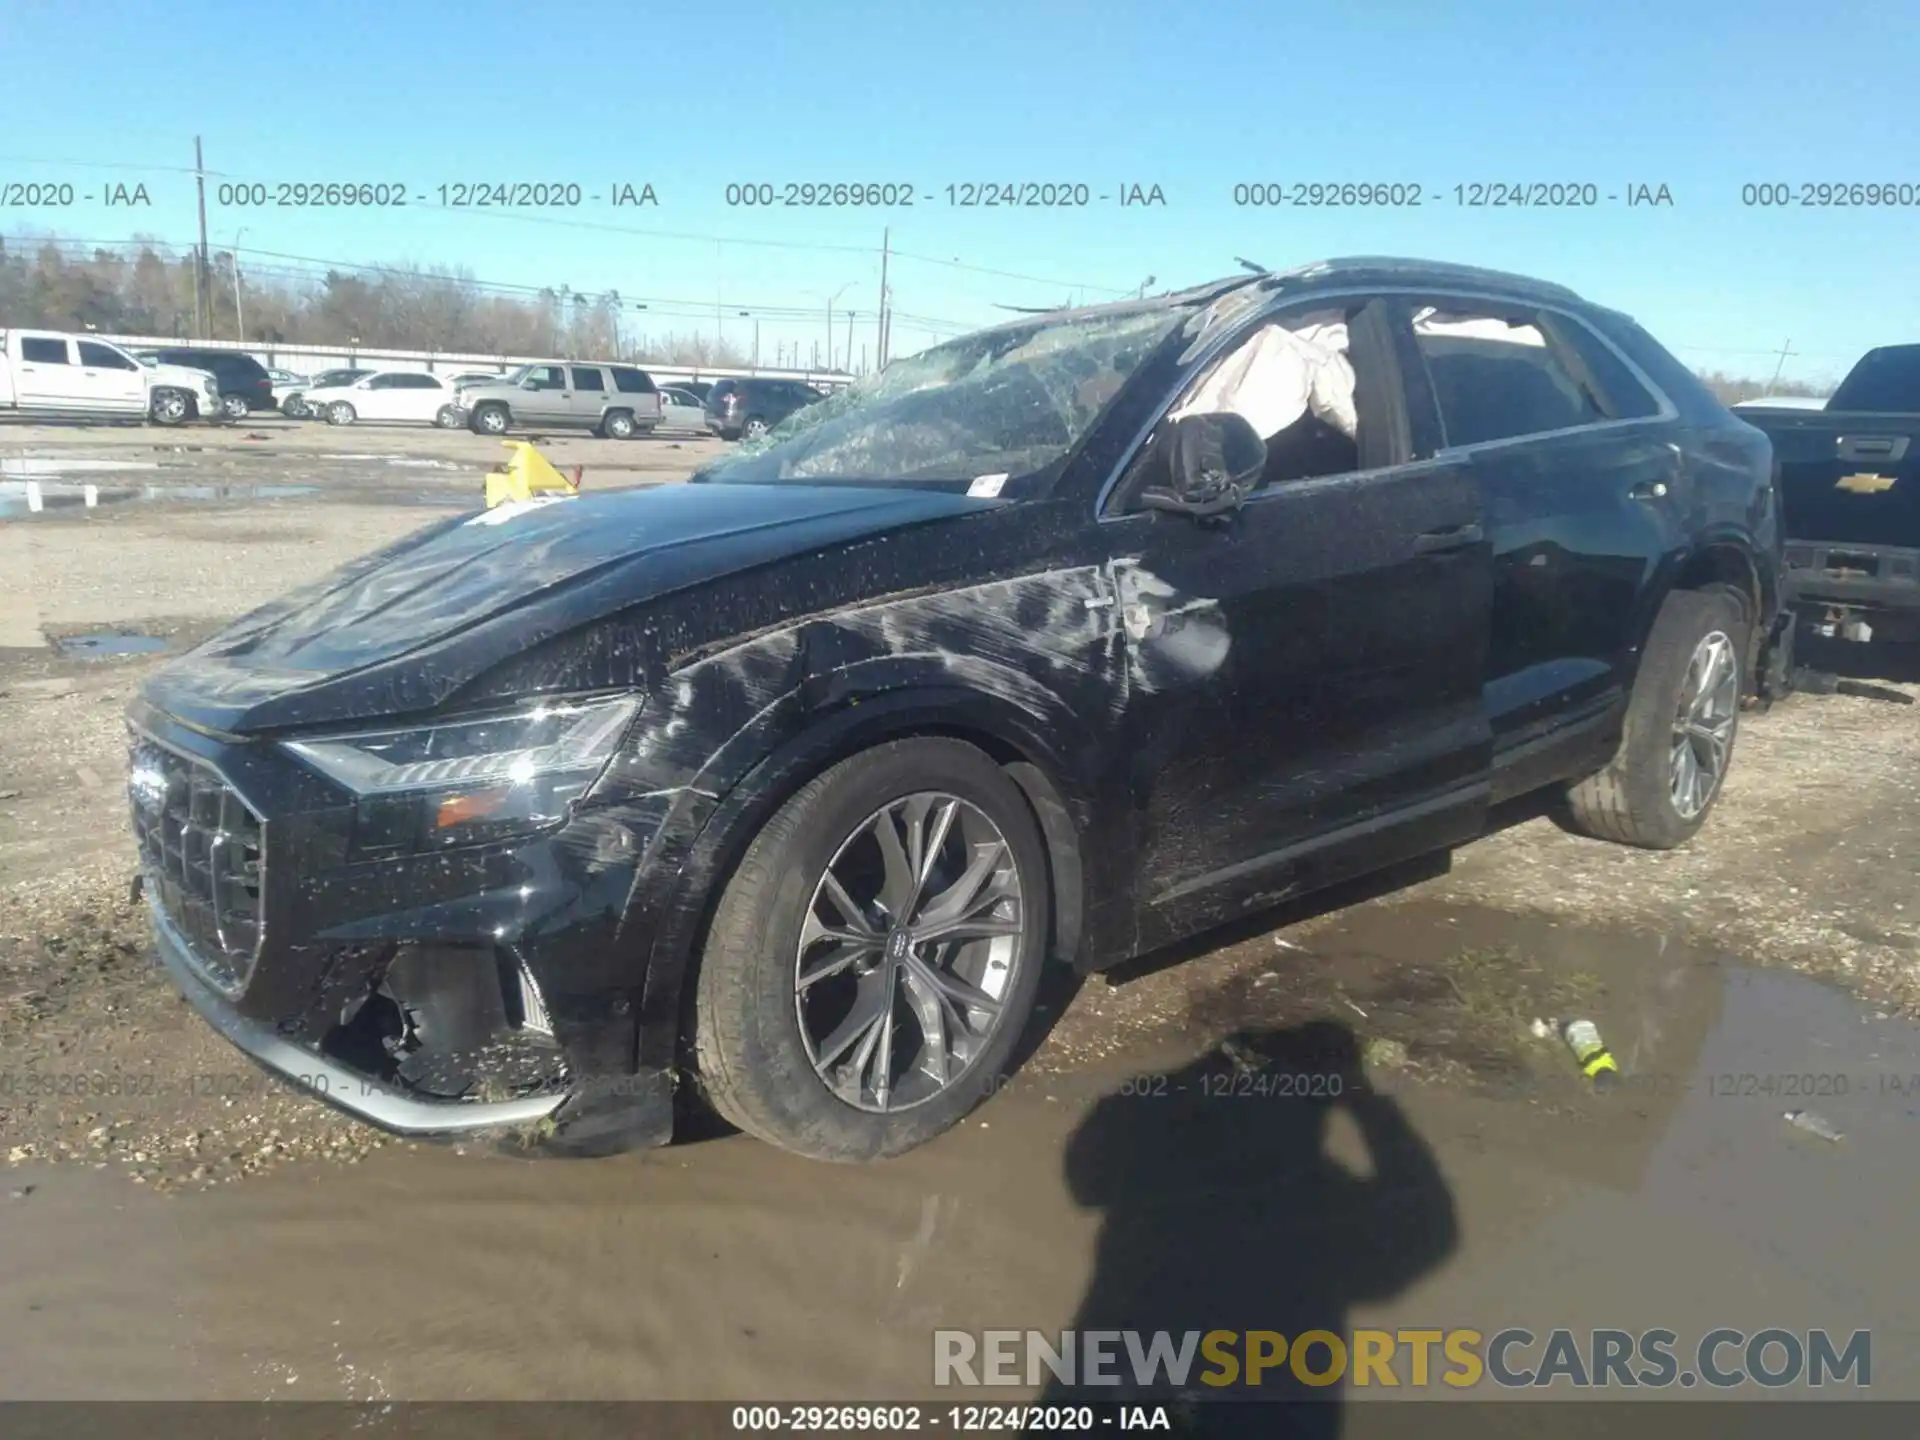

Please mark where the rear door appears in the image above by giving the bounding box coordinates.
[1386,296,1684,781]
[1100,296,1492,935]
[12,333,79,407]
[75,340,148,413]
[391,372,449,422]
[567,364,610,428]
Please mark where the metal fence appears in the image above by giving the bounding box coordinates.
[88,333,858,391]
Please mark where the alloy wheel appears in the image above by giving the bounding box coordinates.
[794,793,1026,1113]
[1670,630,1738,820]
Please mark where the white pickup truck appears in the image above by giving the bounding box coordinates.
[0,328,221,425]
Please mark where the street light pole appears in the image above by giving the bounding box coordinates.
[738,311,758,368]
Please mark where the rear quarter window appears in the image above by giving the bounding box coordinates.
[610,366,656,394]
[1583,309,1725,419]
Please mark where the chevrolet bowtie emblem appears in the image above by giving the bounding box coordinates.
[1836,472,1897,493]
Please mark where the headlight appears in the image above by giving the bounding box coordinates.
[284,694,641,853]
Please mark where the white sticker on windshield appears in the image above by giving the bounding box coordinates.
[466,494,576,526]
[967,473,1009,498]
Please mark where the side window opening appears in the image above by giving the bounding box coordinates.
[1412,307,1605,447]
[1166,307,1363,491]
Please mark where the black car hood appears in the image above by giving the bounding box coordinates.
[141,482,1005,735]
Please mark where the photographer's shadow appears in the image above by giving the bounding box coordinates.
[1044,1021,1459,1438]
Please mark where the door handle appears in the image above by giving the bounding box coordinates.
[1629,480,1670,501]
[1412,522,1483,555]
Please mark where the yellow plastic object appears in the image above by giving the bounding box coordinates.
[484,440,579,508]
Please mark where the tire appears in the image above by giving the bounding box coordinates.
[434,405,461,429]
[149,389,191,426]
[603,409,635,440]
[691,738,1051,1162]
[220,394,250,420]
[741,415,769,440]
[471,403,510,436]
[1565,588,1750,849]
[326,402,356,426]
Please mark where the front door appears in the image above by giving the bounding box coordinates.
[1100,299,1493,944]
[517,364,572,424]
[75,340,148,413]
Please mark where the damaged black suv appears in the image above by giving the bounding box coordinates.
[128,258,1785,1161]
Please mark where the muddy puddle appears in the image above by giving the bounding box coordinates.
[50,632,170,659]
[4,901,1919,1404]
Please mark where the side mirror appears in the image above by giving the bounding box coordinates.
[1140,411,1266,518]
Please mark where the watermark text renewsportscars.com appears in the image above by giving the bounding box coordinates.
[934,1328,1871,1390]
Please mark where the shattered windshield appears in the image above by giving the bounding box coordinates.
[693,306,1191,485]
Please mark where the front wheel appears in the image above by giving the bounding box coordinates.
[326,402,356,426]
[1565,588,1750,849]
[149,389,191,426]
[691,738,1050,1162]
[471,403,509,436]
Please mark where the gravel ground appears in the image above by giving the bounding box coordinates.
[4,461,1918,1191]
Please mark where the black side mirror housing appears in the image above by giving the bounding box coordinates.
[1140,411,1267,518]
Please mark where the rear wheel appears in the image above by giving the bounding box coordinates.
[326,402,356,426]
[220,394,249,420]
[434,405,461,429]
[691,738,1050,1162]
[603,409,635,440]
[742,415,769,441]
[471,403,510,436]
[1565,588,1750,849]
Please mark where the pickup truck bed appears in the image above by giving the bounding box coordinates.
[1739,345,1920,640]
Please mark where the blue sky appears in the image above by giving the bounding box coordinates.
[1,0,1913,381]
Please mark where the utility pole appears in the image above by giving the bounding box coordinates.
[193,136,211,340]
[232,228,248,341]
[1766,338,1797,395]
[845,309,854,374]
[876,227,890,369]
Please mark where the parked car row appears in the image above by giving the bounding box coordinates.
[0,327,829,443]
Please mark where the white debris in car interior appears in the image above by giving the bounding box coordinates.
[1171,321,1357,439]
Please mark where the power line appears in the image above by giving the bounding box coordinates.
[4,231,979,337]
[0,150,1132,294]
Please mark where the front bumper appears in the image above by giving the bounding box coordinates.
[128,706,681,1148]
[148,895,564,1135]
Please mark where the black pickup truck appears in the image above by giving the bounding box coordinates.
[1739,346,1920,643]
